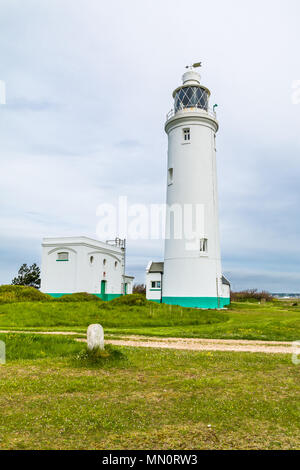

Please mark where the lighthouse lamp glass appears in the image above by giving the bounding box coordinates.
[174,86,209,112]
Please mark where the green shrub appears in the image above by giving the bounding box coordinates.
[231,289,273,302]
[55,292,103,302]
[132,283,146,294]
[74,344,127,368]
[109,293,150,307]
[0,285,52,304]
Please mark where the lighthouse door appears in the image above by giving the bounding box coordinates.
[101,280,106,299]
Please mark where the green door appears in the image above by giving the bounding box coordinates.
[124,283,127,295]
[101,280,106,299]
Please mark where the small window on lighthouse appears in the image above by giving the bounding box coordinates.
[168,168,173,185]
[57,252,69,261]
[200,238,208,253]
[183,128,190,141]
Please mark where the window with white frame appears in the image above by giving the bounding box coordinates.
[200,238,208,253]
[151,281,161,289]
[57,252,69,261]
[183,128,190,141]
[168,167,173,185]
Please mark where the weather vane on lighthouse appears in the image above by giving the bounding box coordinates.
[185,61,202,69]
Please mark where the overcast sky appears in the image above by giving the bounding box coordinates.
[0,0,299,291]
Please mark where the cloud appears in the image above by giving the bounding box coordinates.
[6,98,59,112]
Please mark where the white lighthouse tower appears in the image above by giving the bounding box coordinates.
[152,64,230,309]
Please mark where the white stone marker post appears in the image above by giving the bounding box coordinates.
[87,324,104,351]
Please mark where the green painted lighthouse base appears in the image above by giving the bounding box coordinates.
[162,297,230,309]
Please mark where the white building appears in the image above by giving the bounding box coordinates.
[41,236,134,299]
[146,261,164,303]
[146,65,230,309]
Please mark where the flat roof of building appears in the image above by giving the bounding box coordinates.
[42,236,124,253]
[222,275,230,286]
[148,261,164,273]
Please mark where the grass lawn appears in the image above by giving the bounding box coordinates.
[0,333,299,450]
[0,296,299,341]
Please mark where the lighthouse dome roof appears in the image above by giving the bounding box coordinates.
[182,70,201,85]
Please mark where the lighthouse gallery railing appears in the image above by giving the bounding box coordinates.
[166,106,217,121]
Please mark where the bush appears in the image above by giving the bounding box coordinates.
[133,284,146,295]
[55,292,102,302]
[0,285,52,304]
[231,289,273,302]
[74,344,126,368]
[109,293,150,307]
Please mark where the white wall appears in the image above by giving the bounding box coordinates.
[222,283,230,300]
[41,237,128,295]
[124,276,134,295]
[146,272,162,302]
[41,245,77,294]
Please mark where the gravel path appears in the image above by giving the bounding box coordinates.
[82,335,293,354]
[104,338,293,354]
[0,329,294,354]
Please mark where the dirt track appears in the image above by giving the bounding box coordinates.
[0,330,295,354]
[82,335,294,354]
